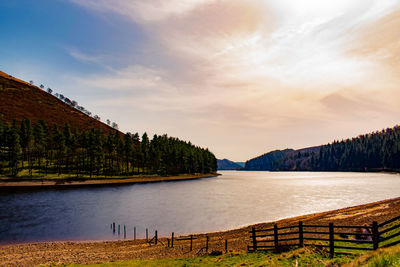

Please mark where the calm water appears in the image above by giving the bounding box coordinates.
[1,171,400,244]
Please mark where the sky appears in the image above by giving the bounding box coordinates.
[1,0,400,161]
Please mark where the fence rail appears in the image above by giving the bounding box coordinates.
[248,215,400,257]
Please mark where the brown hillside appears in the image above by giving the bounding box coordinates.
[0,70,118,134]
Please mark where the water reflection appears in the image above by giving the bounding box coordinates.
[0,171,399,243]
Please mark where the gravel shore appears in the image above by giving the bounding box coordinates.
[0,173,220,191]
[1,196,399,266]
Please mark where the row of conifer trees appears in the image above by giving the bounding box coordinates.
[244,124,400,172]
[0,119,217,178]
[313,125,400,172]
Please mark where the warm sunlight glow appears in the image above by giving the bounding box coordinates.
[2,0,400,161]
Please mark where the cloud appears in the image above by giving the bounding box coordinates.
[69,0,217,23]
[76,65,165,91]
[68,0,400,160]
[67,49,103,64]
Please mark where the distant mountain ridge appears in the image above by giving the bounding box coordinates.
[217,159,243,170]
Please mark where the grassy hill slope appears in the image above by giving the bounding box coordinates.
[0,70,116,134]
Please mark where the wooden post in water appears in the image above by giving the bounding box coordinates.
[155,230,158,245]
[110,224,112,229]
[329,223,334,258]
[274,225,279,251]
[124,225,126,239]
[134,226,136,240]
[118,225,120,235]
[113,222,115,233]
[299,221,304,247]
[225,239,228,253]
[171,232,174,248]
[146,228,148,242]
[190,235,193,251]
[251,227,257,251]
[372,221,379,250]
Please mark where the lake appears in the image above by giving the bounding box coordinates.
[1,171,399,244]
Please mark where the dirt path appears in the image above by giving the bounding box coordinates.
[1,197,399,266]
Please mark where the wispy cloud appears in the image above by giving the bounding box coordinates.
[68,0,400,160]
[69,0,217,22]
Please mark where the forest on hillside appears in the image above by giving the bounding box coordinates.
[0,119,217,178]
[245,125,400,172]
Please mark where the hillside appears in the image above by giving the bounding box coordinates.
[245,124,400,172]
[0,70,116,134]
[217,159,243,170]
[244,148,294,170]
[0,70,218,179]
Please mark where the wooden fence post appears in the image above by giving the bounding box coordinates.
[206,236,209,252]
[118,225,120,235]
[372,221,379,250]
[329,223,334,258]
[146,228,148,242]
[113,222,115,233]
[155,230,158,245]
[190,235,193,251]
[171,232,174,248]
[274,224,279,251]
[124,225,126,239]
[167,239,170,247]
[251,227,257,251]
[225,239,228,253]
[134,227,136,240]
[299,221,304,247]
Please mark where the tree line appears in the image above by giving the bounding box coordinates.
[0,119,217,178]
[313,125,400,172]
[245,125,400,172]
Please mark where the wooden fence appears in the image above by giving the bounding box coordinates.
[146,230,228,254]
[248,215,400,257]
[109,223,229,254]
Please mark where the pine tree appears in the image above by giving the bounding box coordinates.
[8,129,21,177]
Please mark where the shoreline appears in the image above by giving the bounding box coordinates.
[0,173,220,191]
[1,196,400,266]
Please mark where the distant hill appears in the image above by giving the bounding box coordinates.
[245,124,400,172]
[0,70,117,134]
[217,159,243,170]
[244,146,322,171]
[235,162,245,168]
[245,149,293,170]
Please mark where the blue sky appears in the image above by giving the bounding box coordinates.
[1,0,148,71]
[1,0,400,161]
